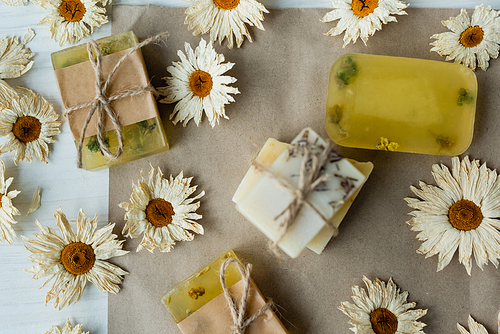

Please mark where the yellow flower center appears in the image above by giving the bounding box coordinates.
[188,287,206,300]
[448,199,483,231]
[0,193,3,208]
[12,116,41,143]
[460,26,484,48]
[189,70,213,98]
[351,0,379,18]
[370,308,398,334]
[59,0,86,22]
[146,198,175,227]
[61,242,96,275]
[213,0,240,10]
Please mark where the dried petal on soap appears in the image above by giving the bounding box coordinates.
[0,29,35,79]
[26,187,41,216]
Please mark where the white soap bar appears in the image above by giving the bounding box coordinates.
[235,128,366,258]
[233,138,373,255]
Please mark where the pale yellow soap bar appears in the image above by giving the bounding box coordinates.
[233,138,373,255]
[325,54,477,155]
[234,128,368,258]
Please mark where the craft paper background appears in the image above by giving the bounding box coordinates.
[109,5,500,334]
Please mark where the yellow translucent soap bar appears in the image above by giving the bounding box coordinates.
[51,31,169,171]
[162,250,242,323]
[325,54,477,155]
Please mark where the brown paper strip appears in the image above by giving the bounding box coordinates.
[54,47,158,139]
[177,279,288,334]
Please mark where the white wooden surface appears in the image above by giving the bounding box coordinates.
[0,1,498,333]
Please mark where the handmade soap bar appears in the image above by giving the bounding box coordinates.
[234,128,367,258]
[162,250,288,334]
[233,136,372,255]
[325,54,477,155]
[51,31,169,171]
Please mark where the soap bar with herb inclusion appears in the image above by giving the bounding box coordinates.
[325,54,477,155]
[51,31,169,171]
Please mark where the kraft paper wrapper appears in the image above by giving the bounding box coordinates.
[54,47,158,140]
[177,279,288,334]
[109,6,500,334]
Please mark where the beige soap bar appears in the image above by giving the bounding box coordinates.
[233,137,373,255]
[234,128,369,258]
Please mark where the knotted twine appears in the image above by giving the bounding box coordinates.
[251,142,339,255]
[63,32,169,168]
[220,258,274,334]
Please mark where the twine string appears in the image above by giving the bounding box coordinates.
[251,142,339,254]
[220,258,274,334]
[63,32,169,168]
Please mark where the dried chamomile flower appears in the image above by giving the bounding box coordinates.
[0,159,20,244]
[26,187,41,216]
[0,29,35,79]
[339,276,427,334]
[45,319,89,334]
[39,0,108,46]
[457,315,494,334]
[321,0,409,47]
[119,165,204,253]
[159,38,240,128]
[0,85,63,165]
[405,156,500,275]
[185,0,268,49]
[0,0,27,5]
[22,207,128,310]
[430,5,500,71]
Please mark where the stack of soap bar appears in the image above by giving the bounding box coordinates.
[233,128,372,258]
[162,250,288,334]
[51,31,169,171]
[325,54,477,155]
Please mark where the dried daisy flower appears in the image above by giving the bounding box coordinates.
[39,0,108,46]
[321,0,409,47]
[45,319,88,334]
[159,38,240,128]
[0,0,27,5]
[0,86,63,165]
[0,160,20,244]
[119,165,204,253]
[339,276,427,334]
[22,207,129,310]
[405,156,500,275]
[185,0,268,49]
[0,29,35,79]
[430,5,500,71]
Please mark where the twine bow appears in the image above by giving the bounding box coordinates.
[63,32,169,168]
[251,142,339,254]
[220,258,274,334]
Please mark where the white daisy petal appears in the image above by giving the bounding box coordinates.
[0,29,35,79]
[431,4,500,71]
[339,276,426,333]
[23,208,128,310]
[406,156,500,275]
[45,319,89,334]
[120,165,204,253]
[159,38,239,127]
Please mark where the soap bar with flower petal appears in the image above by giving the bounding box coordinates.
[51,31,169,171]
[162,250,288,333]
[325,54,477,155]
